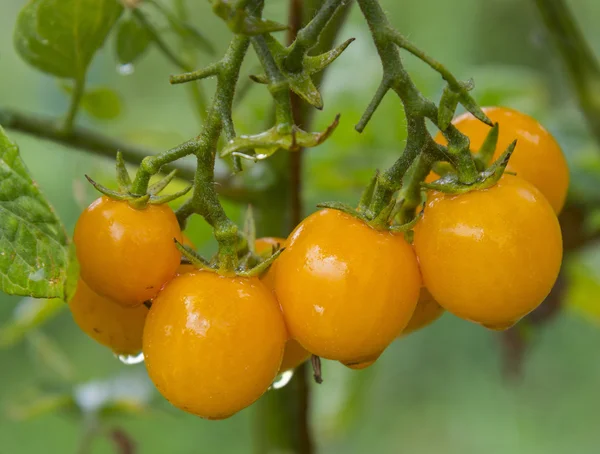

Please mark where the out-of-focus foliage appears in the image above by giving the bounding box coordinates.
[1,0,600,453]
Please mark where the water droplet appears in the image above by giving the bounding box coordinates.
[271,370,294,390]
[255,154,268,160]
[116,352,144,365]
[28,268,46,282]
[117,63,134,76]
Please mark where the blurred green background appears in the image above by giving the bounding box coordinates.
[1,0,600,453]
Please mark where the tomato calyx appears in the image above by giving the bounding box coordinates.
[174,207,284,278]
[85,152,192,209]
[423,138,516,194]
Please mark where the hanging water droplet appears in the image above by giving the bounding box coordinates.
[116,352,144,365]
[117,63,135,76]
[271,370,294,390]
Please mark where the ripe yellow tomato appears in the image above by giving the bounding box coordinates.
[74,197,182,307]
[434,106,569,213]
[69,279,147,355]
[344,353,381,370]
[399,287,444,337]
[143,271,287,420]
[255,237,311,372]
[414,175,562,329]
[274,209,421,366]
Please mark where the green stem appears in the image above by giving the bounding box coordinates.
[63,75,85,134]
[533,0,600,146]
[284,0,346,73]
[173,0,209,124]
[397,152,434,223]
[0,108,256,202]
[175,34,250,271]
[251,35,294,125]
[129,139,199,195]
[133,8,192,71]
[355,0,478,221]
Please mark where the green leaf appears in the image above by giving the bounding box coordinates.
[60,84,123,120]
[115,15,151,65]
[14,0,123,79]
[0,298,65,348]
[81,87,123,120]
[0,126,69,298]
[65,243,79,303]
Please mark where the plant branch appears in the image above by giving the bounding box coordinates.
[533,0,600,146]
[167,34,250,270]
[173,0,209,125]
[0,108,255,202]
[355,0,480,222]
[284,0,346,73]
[133,8,192,71]
[63,75,85,134]
[251,35,294,125]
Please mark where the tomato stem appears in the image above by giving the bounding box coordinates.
[356,0,488,224]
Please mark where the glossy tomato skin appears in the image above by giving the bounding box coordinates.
[255,237,311,372]
[434,106,569,213]
[274,209,421,365]
[398,287,444,337]
[70,279,147,355]
[414,175,562,328]
[74,197,182,307]
[143,271,286,420]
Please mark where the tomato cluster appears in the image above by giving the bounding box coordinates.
[70,106,566,420]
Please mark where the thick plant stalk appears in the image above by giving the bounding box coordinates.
[533,0,600,147]
[253,1,353,452]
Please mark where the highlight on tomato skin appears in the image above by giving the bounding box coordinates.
[413,175,563,329]
[74,196,183,307]
[274,208,421,367]
[142,271,287,420]
[433,106,569,214]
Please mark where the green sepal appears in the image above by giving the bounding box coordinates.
[147,184,192,205]
[263,35,354,110]
[430,161,455,177]
[303,38,355,74]
[456,80,492,127]
[422,140,516,194]
[474,122,499,168]
[84,175,133,201]
[237,249,283,278]
[237,251,255,271]
[476,139,517,188]
[243,206,256,254]
[220,114,340,159]
[147,169,177,195]
[211,0,287,36]
[357,170,379,212]
[437,86,459,131]
[370,197,397,229]
[173,239,215,272]
[115,151,132,191]
[390,209,423,233]
[128,194,151,209]
[316,202,369,223]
